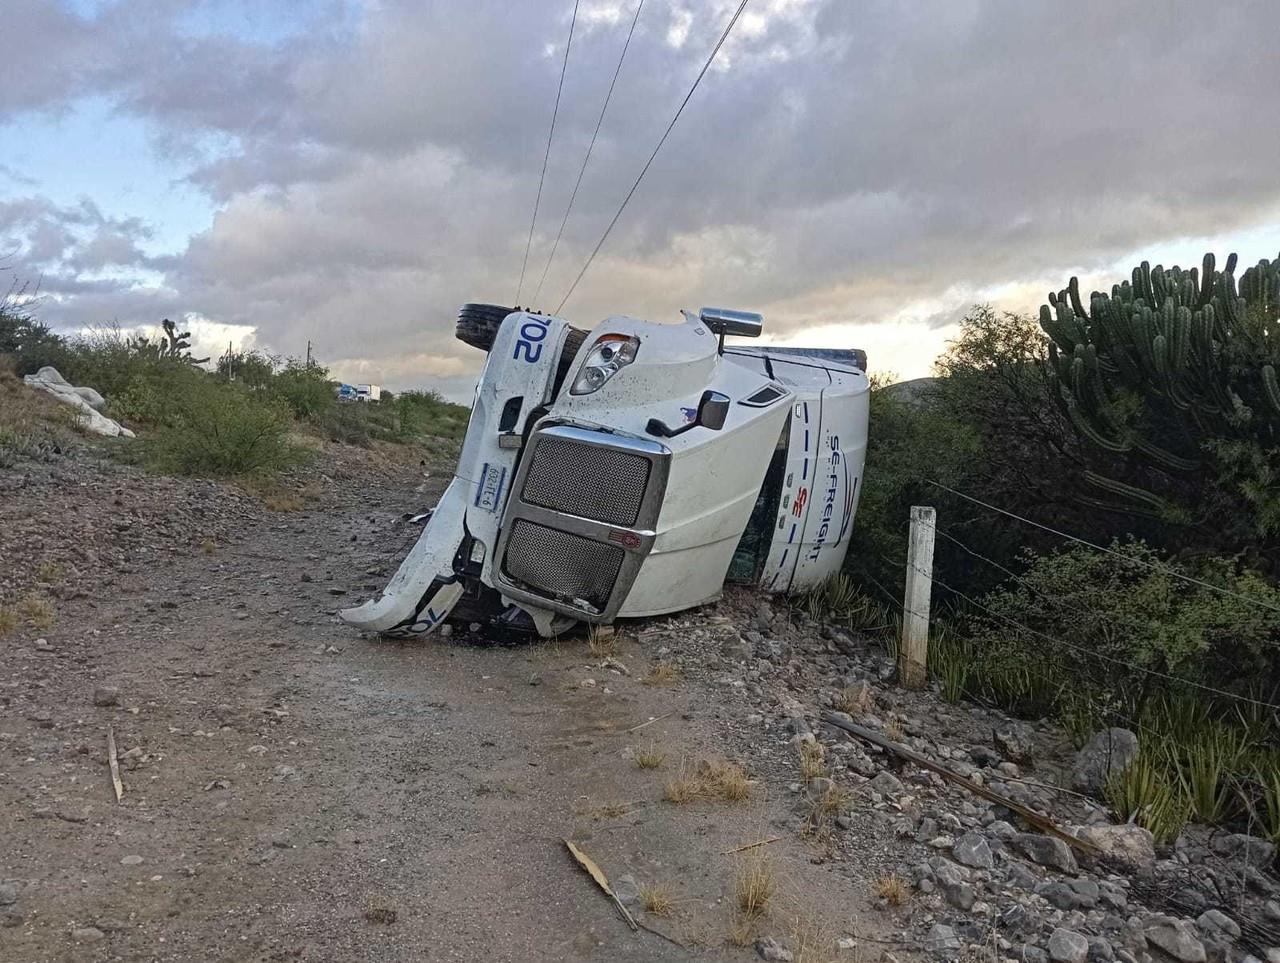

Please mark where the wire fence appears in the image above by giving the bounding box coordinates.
[871,481,1280,716]
[927,479,1280,617]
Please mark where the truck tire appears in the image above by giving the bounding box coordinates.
[455,303,516,352]
[454,303,590,372]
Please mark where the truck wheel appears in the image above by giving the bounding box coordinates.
[455,303,517,352]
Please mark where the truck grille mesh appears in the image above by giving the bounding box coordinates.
[521,435,651,526]
[503,519,624,611]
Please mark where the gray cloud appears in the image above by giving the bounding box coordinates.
[3,0,1279,392]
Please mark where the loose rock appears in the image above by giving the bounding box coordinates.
[756,936,794,961]
[1143,916,1206,963]
[1048,928,1090,963]
[1072,729,1139,795]
[1013,833,1079,874]
[994,723,1035,764]
[953,832,994,870]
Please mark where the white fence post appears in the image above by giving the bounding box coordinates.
[900,505,935,689]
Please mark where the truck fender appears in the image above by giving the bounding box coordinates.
[340,478,468,636]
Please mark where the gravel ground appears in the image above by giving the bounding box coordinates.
[1,437,910,963]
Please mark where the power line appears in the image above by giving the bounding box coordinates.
[532,0,646,306]
[517,0,581,305]
[897,555,1280,713]
[926,479,1280,617]
[555,0,752,314]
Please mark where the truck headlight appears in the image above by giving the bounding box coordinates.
[570,334,639,395]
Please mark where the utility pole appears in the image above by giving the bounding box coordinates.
[306,340,313,369]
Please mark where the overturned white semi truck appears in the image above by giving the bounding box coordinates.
[342,304,870,638]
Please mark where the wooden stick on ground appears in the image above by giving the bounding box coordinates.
[720,836,782,856]
[627,711,673,733]
[106,725,123,802]
[819,712,1099,856]
[563,838,638,931]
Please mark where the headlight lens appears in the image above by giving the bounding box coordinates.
[569,334,639,395]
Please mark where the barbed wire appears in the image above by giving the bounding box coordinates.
[926,479,1280,616]
[894,552,1280,713]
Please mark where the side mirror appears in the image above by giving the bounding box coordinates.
[698,390,730,430]
[646,390,733,438]
[699,307,763,339]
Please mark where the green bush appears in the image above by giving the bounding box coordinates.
[966,541,1280,706]
[313,402,373,447]
[395,389,469,440]
[271,359,333,419]
[0,307,70,375]
[145,379,300,477]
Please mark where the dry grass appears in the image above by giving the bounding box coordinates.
[199,538,217,556]
[787,905,839,963]
[728,914,759,947]
[875,873,909,907]
[734,851,776,919]
[18,593,56,629]
[663,767,702,804]
[0,362,72,468]
[586,625,617,658]
[644,661,680,686]
[635,741,666,770]
[701,760,751,801]
[663,758,751,804]
[797,741,827,779]
[591,801,631,820]
[263,490,306,512]
[0,605,17,637]
[363,899,397,925]
[832,683,873,715]
[36,560,65,583]
[638,882,674,917]
[884,717,906,742]
[804,784,852,837]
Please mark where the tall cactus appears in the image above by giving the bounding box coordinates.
[1040,252,1280,521]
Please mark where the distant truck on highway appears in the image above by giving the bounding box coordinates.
[337,383,382,403]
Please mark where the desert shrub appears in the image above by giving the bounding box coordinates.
[145,379,299,477]
[271,359,333,419]
[313,401,373,447]
[395,389,469,440]
[803,573,894,633]
[0,306,69,374]
[216,348,277,389]
[0,359,74,466]
[842,377,980,596]
[1104,749,1190,843]
[964,541,1280,714]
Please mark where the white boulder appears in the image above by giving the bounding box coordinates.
[22,367,134,438]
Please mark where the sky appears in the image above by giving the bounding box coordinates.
[2,0,1278,399]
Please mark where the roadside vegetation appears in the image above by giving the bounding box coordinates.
[0,300,469,479]
[809,250,1280,845]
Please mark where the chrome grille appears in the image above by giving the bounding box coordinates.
[503,520,625,611]
[522,435,651,526]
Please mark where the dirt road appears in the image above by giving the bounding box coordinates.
[1,443,897,962]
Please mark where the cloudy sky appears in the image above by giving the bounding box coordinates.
[3,0,1278,398]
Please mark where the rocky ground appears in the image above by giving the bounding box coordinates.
[2,430,1278,963]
